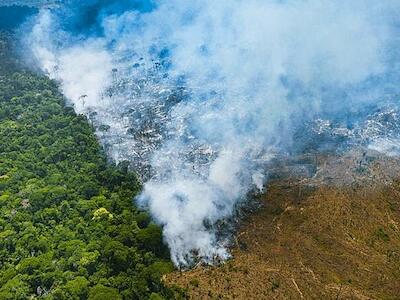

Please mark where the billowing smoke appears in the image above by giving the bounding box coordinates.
[21,0,400,266]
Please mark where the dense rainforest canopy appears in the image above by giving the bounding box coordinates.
[0,32,183,299]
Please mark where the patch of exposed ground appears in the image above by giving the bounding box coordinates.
[165,150,400,299]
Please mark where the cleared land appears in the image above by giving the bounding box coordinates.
[166,150,400,299]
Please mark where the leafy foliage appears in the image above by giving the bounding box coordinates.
[0,33,183,299]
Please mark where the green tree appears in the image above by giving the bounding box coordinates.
[88,284,122,300]
[65,276,90,299]
[0,32,174,299]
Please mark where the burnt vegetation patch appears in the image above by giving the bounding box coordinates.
[166,152,400,299]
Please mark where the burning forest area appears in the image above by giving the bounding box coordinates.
[1,1,400,299]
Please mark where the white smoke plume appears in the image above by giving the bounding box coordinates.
[25,0,400,266]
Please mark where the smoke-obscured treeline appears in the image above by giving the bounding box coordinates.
[0,32,183,299]
[25,0,400,266]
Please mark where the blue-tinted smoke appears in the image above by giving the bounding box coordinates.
[0,5,38,30]
[23,0,400,266]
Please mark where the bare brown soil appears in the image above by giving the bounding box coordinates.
[166,151,400,299]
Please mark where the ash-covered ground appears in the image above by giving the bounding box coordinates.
[85,74,400,184]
